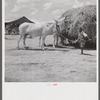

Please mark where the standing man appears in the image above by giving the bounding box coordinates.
[78,27,89,54]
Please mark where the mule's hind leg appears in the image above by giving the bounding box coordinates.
[39,36,46,47]
[23,34,28,49]
[39,36,41,47]
[41,36,46,50]
[17,34,23,49]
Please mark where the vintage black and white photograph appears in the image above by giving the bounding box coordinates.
[5,0,97,82]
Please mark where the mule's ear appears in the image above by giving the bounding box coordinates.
[64,19,67,22]
[64,17,66,22]
[65,16,69,22]
[54,19,58,23]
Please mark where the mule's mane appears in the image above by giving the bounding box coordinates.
[47,22,55,31]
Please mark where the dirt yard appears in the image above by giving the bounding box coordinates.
[5,35,97,82]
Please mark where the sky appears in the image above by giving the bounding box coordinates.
[5,0,96,22]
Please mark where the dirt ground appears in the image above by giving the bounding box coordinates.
[5,35,97,82]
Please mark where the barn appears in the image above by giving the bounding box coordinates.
[5,16,34,35]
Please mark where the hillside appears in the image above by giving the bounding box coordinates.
[59,5,96,48]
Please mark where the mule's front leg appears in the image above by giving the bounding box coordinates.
[56,34,58,46]
[17,35,23,50]
[41,36,46,50]
[39,36,41,47]
[53,34,56,48]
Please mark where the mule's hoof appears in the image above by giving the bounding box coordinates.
[44,44,46,46]
[53,46,55,48]
[81,53,84,55]
[16,47,20,50]
[24,47,29,49]
[42,48,45,51]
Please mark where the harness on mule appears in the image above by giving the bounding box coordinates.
[55,24,68,40]
[56,26,92,44]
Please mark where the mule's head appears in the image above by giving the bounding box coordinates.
[54,20,60,33]
[54,17,70,36]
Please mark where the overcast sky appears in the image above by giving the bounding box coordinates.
[5,0,96,22]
